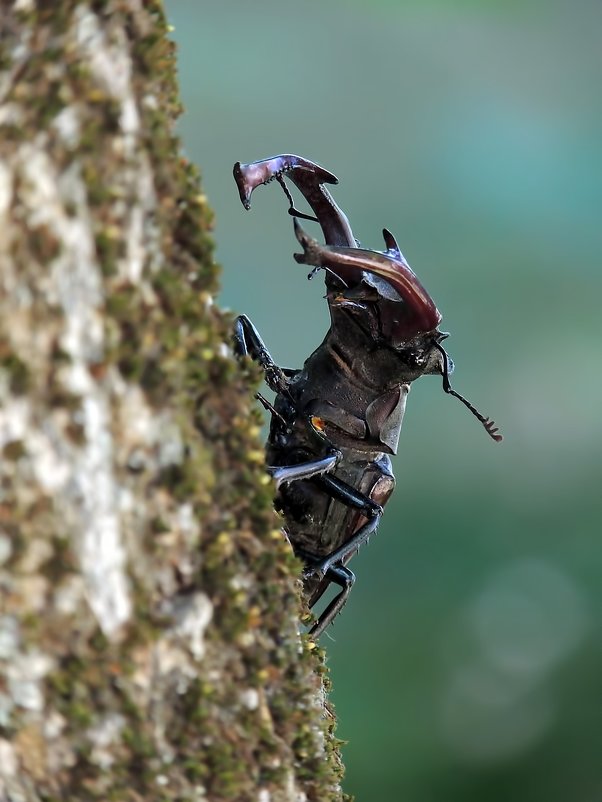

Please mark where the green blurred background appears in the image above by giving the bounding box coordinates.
[165,1,601,799]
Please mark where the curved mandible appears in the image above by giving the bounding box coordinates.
[233,154,356,247]
[293,219,442,337]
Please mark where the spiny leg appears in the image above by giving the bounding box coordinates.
[269,450,381,635]
[307,564,355,639]
[298,474,383,636]
[269,454,340,489]
[309,472,383,574]
[234,315,340,484]
[234,314,290,395]
[313,512,381,580]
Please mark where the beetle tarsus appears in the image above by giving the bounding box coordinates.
[308,564,355,639]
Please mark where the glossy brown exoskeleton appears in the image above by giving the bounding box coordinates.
[233,155,501,637]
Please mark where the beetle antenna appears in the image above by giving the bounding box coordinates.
[306,265,349,287]
[276,175,320,223]
[433,342,502,442]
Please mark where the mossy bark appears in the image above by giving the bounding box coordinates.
[0,3,347,800]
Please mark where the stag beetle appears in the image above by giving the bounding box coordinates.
[233,155,501,638]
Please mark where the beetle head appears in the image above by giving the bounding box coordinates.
[293,220,502,442]
[293,218,441,345]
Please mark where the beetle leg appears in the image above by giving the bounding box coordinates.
[302,510,381,591]
[297,471,384,636]
[234,314,292,396]
[268,452,340,489]
[235,314,341,484]
[253,392,288,428]
[307,564,355,639]
[315,473,383,518]
[313,513,381,580]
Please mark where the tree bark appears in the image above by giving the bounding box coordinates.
[0,3,346,800]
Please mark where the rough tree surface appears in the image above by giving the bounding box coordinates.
[0,3,347,800]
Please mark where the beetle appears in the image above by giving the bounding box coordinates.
[233,154,501,638]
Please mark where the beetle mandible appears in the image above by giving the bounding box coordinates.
[233,154,501,638]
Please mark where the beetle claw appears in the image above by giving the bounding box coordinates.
[303,563,327,586]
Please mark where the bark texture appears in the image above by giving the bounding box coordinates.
[0,2,346,800]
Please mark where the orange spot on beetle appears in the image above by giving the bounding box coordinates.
[310,416,325,431]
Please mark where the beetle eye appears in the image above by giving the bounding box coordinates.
[404,351,426,368]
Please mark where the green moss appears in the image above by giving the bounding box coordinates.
[50,342,72,364]
[122,726,156,761]
[155,440,214,502]
[29,224,61,263]
[46,386,82,412]
[203,739,249,799]
[94,228,122,276]
[149,515,169,534]
[47,655,94,728]
[82,161,115,206]
[105,286,138,319]
[139,356,166,393]
[0,351,31,394]
[31,79,66,129]
[39,534,76,583]
[2,439,26,460]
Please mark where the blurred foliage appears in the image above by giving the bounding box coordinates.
[165,1,601,799]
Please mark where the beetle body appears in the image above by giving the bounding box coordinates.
[233,155,500,636]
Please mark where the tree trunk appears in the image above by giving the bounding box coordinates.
[0,3,346,800]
